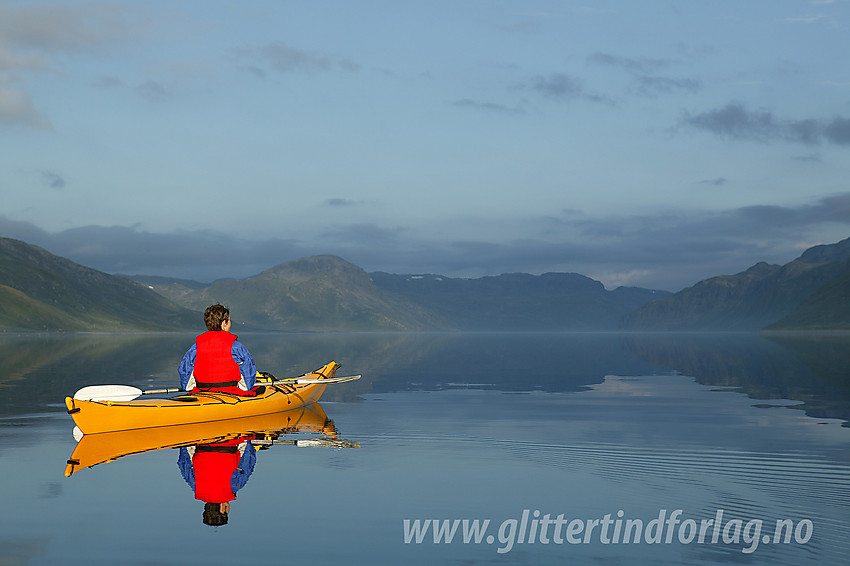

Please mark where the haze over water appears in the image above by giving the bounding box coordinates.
[1,331,849,565]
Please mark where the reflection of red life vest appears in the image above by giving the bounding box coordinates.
[194,331,241,388]
[192,439,243,503]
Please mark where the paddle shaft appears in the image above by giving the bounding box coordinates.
[73,375,360,402]
[141,387,183,395]
[271,374,361,385]
[251,438,361,448]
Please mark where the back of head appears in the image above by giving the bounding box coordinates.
[204,304,230,331]
[203,502,229,526]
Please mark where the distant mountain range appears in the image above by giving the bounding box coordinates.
[623,237,850,330]
[0,235,848,332]
[369,271,667,330]
[139,256,668,331]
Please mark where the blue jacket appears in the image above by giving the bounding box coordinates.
[177,443,257,495]
[178,340,257,390]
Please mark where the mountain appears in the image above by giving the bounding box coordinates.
[0,237,198,331]
[370,271,670,330]
[12,232,847,333]
[624,238,850,330]
[766,269,850,330]
[147,255,442,331]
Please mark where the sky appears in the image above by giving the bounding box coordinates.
[1,0,849,291]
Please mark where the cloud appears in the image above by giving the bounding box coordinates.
[587,52,671,74]
[41,170,66,189]
[453,98,525,115]
[531,73,583,98]
[0,4,130,130]
[528,73,609,103]
[783,15,825,24]
[499,20,543,35]
[696,177,727,186]
[680,103,850,146]
[0,48,49,72]
[737,193,850,226]
[0,222,307,281]
[232,41,359,75]
[823,117,850,145]
[792,153,823,163]
[0,4,128,52]
[91,75,123,89]
[323,198,358,207]
[634,76,700,96]
[136,80,170,102]
[0,84,52,129]
[237,65,267,78]
[258,42,331,73]
[320,223,406,245]
[586,52,699,98]
[3,192,849,292]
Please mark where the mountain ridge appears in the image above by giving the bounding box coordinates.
[147,255,444,331]
[2,235,848,332]
[624,237,850,330]
[0,237,198,331]
[369,271,669,330]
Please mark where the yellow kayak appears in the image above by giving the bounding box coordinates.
[65,361,340,435]
[65,402,335,477]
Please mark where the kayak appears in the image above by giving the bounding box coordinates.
[65,361,340,435]
[65,402,334,477]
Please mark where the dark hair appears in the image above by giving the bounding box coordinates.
[204,304,230,331]
[203,502,229,526]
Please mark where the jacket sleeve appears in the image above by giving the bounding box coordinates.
[177,447,196,491]
[231,341,257,389]
[178,344,197,390]
[231,442,257,494]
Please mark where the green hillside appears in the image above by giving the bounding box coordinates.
[766,266,850,330]
[149,255,442,331]
[624,238,850,330]
[0,238,197,331]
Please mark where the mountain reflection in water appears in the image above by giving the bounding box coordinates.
[0,332,848,565]
[1,331,849,425]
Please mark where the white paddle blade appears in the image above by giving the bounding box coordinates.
[73,385,143,402]
[295,374,361,384]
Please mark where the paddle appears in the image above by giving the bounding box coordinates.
[251,438,361,449]
[270,374,361,385]
[73,374,361,402]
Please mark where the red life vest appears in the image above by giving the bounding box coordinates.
[194,331,241,388]
[192,439,242,503]
[190,331,258,396]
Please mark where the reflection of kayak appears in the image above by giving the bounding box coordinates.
[65,402,333,477]
[65,362,339,435]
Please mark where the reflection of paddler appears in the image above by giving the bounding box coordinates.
[178,437,256,526]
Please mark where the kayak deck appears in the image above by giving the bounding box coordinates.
[65,361,339,435]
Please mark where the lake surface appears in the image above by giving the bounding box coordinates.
[1,332,849,565]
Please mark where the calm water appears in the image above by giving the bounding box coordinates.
[1,332,849,565]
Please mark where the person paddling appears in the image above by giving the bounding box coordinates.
[178,304,259,396]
